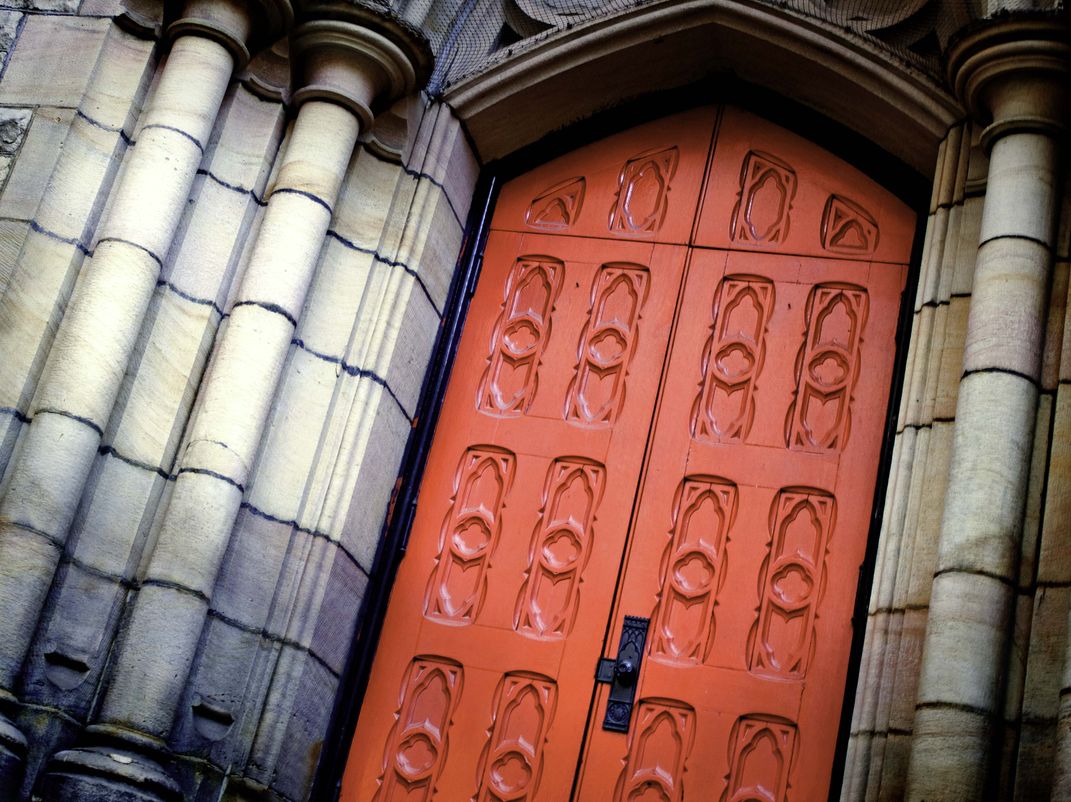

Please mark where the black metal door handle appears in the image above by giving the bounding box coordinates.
[594,616,650,733]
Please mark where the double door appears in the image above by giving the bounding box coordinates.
[342,105,913,801]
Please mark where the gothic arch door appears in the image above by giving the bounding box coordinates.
[341,105,914,802]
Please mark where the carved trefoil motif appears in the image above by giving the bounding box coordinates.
[730,150,797,245]
[478,256,565,416]
[609,146,679,233]
[721,715,798,802]
[475,672,557,802]
[425,447,516,624]
[526,176,586,230]
[692,276,775,443]
[375,656,463,802]
[748,488,835,678]
[564,263,649,426]
[786,283,869,451]
[649,476,738,664]
[614,699,696,802]
[820,194,880,254]
[515,458,606,639]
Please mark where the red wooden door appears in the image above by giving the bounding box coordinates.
[341,106,913,802]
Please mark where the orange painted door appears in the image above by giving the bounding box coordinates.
[341,105,914,802]
[574,107,912,802]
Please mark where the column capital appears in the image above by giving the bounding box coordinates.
[290,2,433,128]
[947,15,1071,151]
[169,0,295,68]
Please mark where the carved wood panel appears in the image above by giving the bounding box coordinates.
[691,276,775,443]
[748,488,836,679]
[425,447,515,624]
[564,263,649,427]
[515,458,606,640]
[613,699,696,802]
[478,256,565,416]
[476,672,557,802]
[786,283,869,452]
[721,715,798,802]
[374,657,463,802]
[649,476,737,664]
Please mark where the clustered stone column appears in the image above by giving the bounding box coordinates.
[35,7,430,801]
[905,19,1070,801]
[0,0,291,790]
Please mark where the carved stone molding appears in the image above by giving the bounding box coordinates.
[948,16,1071,151]
[446,0,959,172]
[289,4,432,126]
[169,0,294,68]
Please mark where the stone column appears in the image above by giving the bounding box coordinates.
[38,9,431,802]
[0,0,290,791]
[905,18,1070,801]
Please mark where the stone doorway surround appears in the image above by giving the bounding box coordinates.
[0,0,1068,800]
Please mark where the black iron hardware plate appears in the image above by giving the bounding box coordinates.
[594,615,649,733]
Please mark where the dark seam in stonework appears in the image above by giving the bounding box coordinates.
[98,444,171,481]
[915,700,992,717]
[895,416,956,435]
[325,229,442,316]
[0,6,112,18]
[156,279,225,317]
[75,109,134,145]
[35,406,104,437]
[208,607,305,652]
[66,553,134,588]
[176,466,245,493]
[206,608,342,678]
[1038,579,1071,589]
[917,299,950,310]
[141,577,210,603]
[962,365,1039,386]
[139,123,204,153]
[933,566,1015,587]
[239,500,364,571]
[96,236,164,269]
[868,606,906,616]
[291,336,414,422]
[0,405,31,424]
[950,291,971,299]
[1021,715,1058,726]
[17,700,83,728]
[29,220,91,255]
[850,726,913,738]
[270,186,333,214]
[10,519,63,551]
[231,299,298,327]
[362,146,464,228]
[197,168,266,206]
[978,231,1052,252]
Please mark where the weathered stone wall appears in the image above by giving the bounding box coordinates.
[844,21,1071,800]
[0,3,475,799]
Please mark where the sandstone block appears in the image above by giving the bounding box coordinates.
[0,16,108,107]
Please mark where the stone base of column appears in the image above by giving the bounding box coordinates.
[39,729,181,802]
[0,699,27,802]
